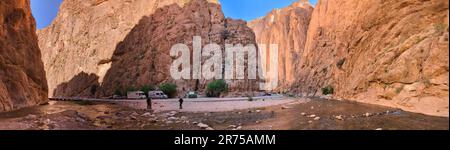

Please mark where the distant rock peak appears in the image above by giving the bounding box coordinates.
[291,0,313,8]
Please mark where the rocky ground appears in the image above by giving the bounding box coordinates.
[0,97,447,130]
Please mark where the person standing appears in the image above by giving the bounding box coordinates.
[146,97,152,110]
[179,97,184,109]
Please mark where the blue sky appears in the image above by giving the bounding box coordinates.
[31,0,317,29]
[221,0,317,21]
[31,0,64,29]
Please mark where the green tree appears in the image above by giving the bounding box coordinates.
[321,86,334,95]
[140,85,156,96]
[206,79,228,97]
[114,87,123,96]
[159,83,177,98]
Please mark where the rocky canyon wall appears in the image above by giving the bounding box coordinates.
[38,0,258,98]
[99,0,258,97]
[0,0,48,111]
[248,1,313,91]
[295,0,449,116]
[37,0,449,116]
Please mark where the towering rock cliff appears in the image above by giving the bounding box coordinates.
[296,0,449,116]
[99,0,258,97]
[248,1,313,91]
[0,0,48,111]
[38,0,258,98]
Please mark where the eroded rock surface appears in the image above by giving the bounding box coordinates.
[295,0,449,116]
[0,0,48,112]
[99,0,259,97]
[38,0,258,98]
[248,1,313,91]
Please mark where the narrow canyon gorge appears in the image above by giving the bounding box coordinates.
[250,0,449,116]
[0,0,448,118]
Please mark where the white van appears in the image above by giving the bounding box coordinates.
[148,91,168,99]
[127,91,147,99]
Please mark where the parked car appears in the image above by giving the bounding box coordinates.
[258,92,272,96]
[127,91,147,99]
[263,92,272,96]
[186,91,198,98]
[148,91,168,99]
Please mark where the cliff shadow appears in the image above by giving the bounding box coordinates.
[53,72,100,98]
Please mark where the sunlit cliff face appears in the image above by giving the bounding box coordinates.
[248,1,314,91]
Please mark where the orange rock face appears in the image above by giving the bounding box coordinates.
[38,0,258,98]
[99,0,258,97]
[295,0,449,116]
[37,0,448,116]
[248,1,314,91]
[0,0,48,111]
[38,0,197,97]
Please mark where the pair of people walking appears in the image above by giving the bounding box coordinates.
[146,97,184,110]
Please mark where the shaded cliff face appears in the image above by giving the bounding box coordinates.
[248,1,313,91]
[0,0,48,111]
[39,0,258,97]
[296,0,449,116]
